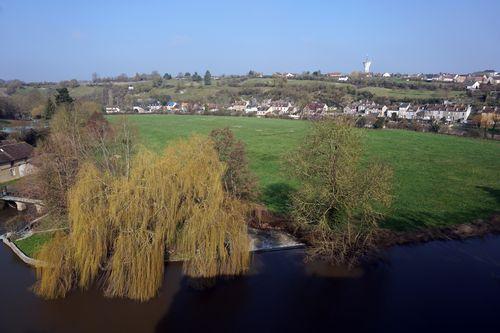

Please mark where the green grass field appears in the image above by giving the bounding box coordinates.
[14,232,54,258]
[110,115,500,231]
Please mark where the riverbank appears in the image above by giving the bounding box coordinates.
[0,218,304,267]
[254,209,500,263]
[376,213,500,248]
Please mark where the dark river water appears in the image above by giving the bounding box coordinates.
[1,207,500,333]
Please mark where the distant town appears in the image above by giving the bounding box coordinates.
[1,61,499,140]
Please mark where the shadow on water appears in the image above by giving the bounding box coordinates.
[260,182,295,214]
[154,238,500,333]
[2,235,500,333]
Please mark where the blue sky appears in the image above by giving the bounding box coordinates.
[1,0,499,81]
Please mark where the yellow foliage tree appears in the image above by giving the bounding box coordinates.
[34,136,251,301]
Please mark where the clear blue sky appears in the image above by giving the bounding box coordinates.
[1,0,499,81]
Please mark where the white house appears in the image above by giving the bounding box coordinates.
[228,100,249,112]
[382,72,391,78]
[420,104,472,123]
[133,106,146,113]
[105,107,121,114]
[467,81,481,90]
[256,106,271,117]
[397,103,411,119]
[245,105,258,113]
[267,101,292,114]
[338,76,349,82]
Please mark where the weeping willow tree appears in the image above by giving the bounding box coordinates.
[34,135,251,301]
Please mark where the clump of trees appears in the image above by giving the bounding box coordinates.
[29,101,130,219]
[287,118,393,265]
[30,103,254,301]
[34,136,250,301]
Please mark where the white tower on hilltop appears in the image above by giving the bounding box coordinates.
[363,59,372,73]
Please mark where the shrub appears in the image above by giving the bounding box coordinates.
[373,117,386,129]
[209,128,258,200]
[287,118,393,265]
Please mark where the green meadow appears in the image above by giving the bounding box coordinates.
[14,232,54,258]
[111,115,500,231]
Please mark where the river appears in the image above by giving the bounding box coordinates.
[1,208,500,332]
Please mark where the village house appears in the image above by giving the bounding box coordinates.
[206,103,221,112]
[338,76,349,82]
[0,140,34,183]
[133,106,146,113]
[327,72,343,78]
[397,103,412,119]
[454,75,467,83]
[165,101,177,111]
[282,106,299,116]
[386,106,399,118]
[382,72,391,78]
[420,104,472,123]
[244,105,258,113]
[467,81,481,90]
[436,74,455,82]
[365,104,387,117]
[303,102,328,115]
[228,100,249,112]
[175,102,190,113]
[267,101,293,114]
[256,106,271,117]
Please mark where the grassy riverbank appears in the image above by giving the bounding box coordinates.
[14,232,54,258]
[111,114,500,231]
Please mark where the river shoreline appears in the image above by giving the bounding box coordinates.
[2,207,499,268]
[255,210,500,260]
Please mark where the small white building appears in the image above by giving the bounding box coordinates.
[268,101,292,114]
[105,107,121,114]
[133,106,146,113]
[256,106,271,117]
[338,76,349,82]
[467,81,481,90]
[382,72,391,78]
[245,105,258,113]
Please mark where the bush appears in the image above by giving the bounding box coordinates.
[373,117,386,129]
[287,118,393,265]
[209,128,258,200]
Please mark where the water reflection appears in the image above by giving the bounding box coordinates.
[1,235,500,333]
